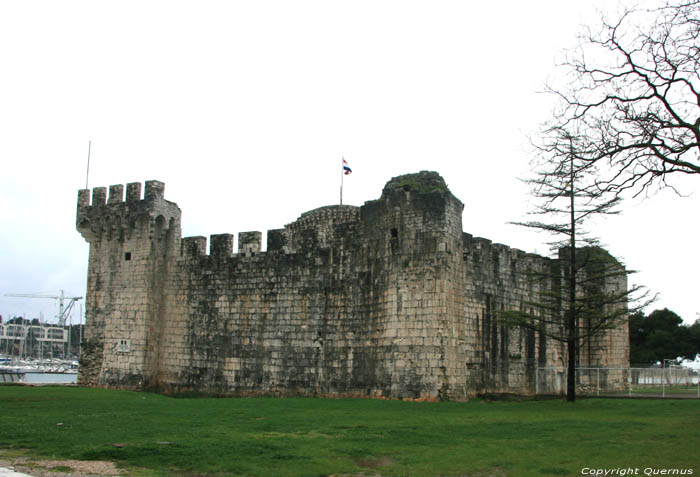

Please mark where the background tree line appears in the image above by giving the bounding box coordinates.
[629,308,700,365]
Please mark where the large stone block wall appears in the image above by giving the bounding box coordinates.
[461,235,565,393]
[76,171,630,399]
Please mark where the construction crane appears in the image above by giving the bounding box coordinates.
[4,290,83,326]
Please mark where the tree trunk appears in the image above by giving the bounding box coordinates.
[567,333,576,402]
[567,157,577,402]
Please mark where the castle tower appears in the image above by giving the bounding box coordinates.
[358,171,469,399]
[76,181,181,388]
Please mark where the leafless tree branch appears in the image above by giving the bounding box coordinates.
[538,1,700,198]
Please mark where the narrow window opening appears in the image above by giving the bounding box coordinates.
[390,228,399,254]
[125,252,132,261]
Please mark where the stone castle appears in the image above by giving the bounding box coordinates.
[76,171,629,400]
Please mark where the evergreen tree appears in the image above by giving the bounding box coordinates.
[508,131,649,401]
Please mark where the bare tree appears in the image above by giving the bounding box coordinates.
[541,0,700,197]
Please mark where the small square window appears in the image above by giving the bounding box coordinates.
[125,252,132,261]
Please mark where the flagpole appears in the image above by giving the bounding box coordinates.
[85,140,91,189]
[340,156,344,206]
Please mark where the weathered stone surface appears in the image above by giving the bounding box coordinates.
[76,171,629,399]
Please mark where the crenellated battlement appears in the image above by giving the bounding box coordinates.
[77,180,180,244]
[180,231,269,260]
[178,204,361,260]
[181,236,207,257]
[78,180,165,209]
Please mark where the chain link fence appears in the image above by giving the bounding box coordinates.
[536,366,700,398]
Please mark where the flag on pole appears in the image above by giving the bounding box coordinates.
[340,156,352,205]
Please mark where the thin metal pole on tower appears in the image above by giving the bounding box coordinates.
[340,156,344,206]
[85,140,91,190]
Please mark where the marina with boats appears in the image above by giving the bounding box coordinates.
[0,289,82,385]
[1,289,84,384]
[0,357,79,384]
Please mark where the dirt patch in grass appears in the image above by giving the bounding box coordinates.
[354,455,394,468]
[0,456,123,476]
[458,470,506,477]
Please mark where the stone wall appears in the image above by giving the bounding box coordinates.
[76,171,630,399]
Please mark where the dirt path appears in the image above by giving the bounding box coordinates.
[0,457,123,477]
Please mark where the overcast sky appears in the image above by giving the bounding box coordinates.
[1,0,698,327]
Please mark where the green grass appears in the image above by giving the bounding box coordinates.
[0,386,698,476]
[629,385,700,395]
[583,385,700,397]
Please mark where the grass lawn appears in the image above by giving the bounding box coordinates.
[628,385,700,396]
[0,386,698,476]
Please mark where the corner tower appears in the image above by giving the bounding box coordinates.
[358,171,468,399]
[76,180,181,388]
